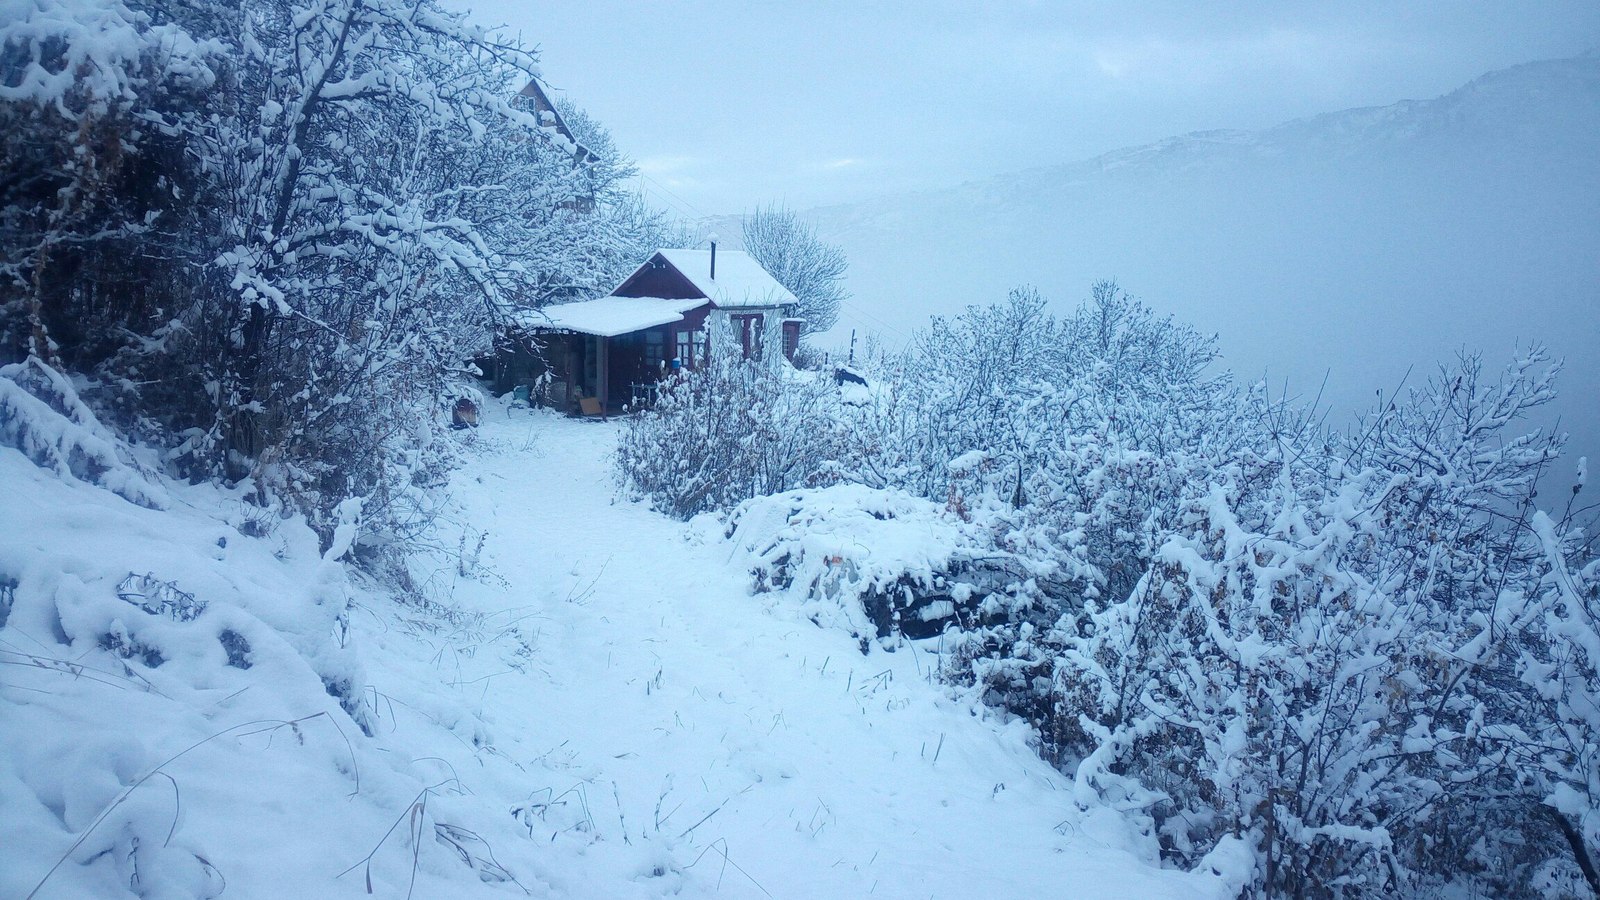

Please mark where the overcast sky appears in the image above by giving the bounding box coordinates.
[452,1,1599,216]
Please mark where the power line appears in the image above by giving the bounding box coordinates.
[835,296,914,344]
[635,173,714,223]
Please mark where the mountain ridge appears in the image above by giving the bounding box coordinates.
[774,54,1600,229]
[753,52,1598,469]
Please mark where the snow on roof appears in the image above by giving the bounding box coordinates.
[655,248,798,309]
[518,296,707,337]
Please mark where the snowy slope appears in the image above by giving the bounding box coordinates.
[1,402,1229,899]
[733,54,1600,468]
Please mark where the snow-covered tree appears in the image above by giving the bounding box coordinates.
[740,203,846,335]
[2,0,681,549]
[0,0,225,367]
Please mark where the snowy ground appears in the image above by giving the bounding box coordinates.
[1,400,1228,898]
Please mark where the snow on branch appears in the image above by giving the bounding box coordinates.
[0,357,165,507]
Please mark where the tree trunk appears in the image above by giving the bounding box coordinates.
[1551,807,1600,899]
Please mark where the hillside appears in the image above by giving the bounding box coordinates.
[775,54,1600,462]
[8,4,1594,897]
[0,399,1230,899]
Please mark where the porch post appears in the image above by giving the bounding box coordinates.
[596,335,609,418]
[565,338,579,413]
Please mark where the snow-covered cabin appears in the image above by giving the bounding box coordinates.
[487,242,803,413]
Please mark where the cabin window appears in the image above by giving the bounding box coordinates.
[782,320,801,361]
[733,315,765,359]
[674,328,707,368]
[644,329,665,369]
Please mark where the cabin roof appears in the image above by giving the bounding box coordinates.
[517,79,592,162]
[517,296,708,338]
[646,249,798,309]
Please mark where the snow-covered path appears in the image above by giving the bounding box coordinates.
[412,407,1219,899]
[1,403,1226,899]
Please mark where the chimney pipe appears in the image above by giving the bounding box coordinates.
[708,233,719,280]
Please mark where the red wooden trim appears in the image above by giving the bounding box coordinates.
[782,320,801,362]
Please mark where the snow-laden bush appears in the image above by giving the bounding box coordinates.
[0,356,165,508]
[617,317,845,519]
[837,285,1266,764]
[646,278,1599,897]
[843,283,1238,601]
[1050,351,1582,897]
[725,483,1038,645]
[1508,500,1600,897]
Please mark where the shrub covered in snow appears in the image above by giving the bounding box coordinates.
[617,317,845,518]
[1063,351,1591,897]
[726,483,1042,646]
[623,278,1600,897]
[959,345,1597,897]
[0,357,166,509]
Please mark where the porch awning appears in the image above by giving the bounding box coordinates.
[516,296,709,338]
